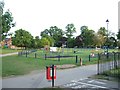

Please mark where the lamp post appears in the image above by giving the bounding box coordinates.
[106,19,109,55]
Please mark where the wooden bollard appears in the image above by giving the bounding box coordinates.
[80,58,82,66]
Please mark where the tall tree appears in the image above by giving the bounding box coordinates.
[0,1,4,41]
[80,26,95,47]
[12,29,33,49]
[93,34,106,48]
[117,29,120,49]
[65,23,76,39]
[117,29,120,40]
[97,27,107,36]
[75,35,83,48]
[40,26,64,47]
[40,37,50,48]
[1,4,15,40]
[33,36,41,48]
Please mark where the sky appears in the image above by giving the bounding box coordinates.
[2,0,120,37]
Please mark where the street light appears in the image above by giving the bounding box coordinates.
[106,19,109,56]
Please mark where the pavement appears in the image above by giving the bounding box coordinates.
[0,52,18,57]
[2,64,120,89]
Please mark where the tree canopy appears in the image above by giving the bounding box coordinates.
[0,1,15,40]
[12,29,33,49]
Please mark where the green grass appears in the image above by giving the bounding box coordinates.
[2,48,118,77]
[0,48,21,54]
[89,68,120,81]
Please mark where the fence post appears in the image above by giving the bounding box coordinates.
[89,55,90,62]
[58,55,60,61]
[113,52,117,69]
[35,53,37,58]
[76,55,78,63]
[45,54,47,60]
[80,58,82,66]
[26,51,27,57]
[97,53,100,75]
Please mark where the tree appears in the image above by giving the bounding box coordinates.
[117,29,120,40]
[12,29,33,49]
[1,7,15,40]
[0,1,4,15]
[109,37,117,48]
[93,34,106,48]
[40,29,49,37]
[0,1,4,41]
[75,35,83,48]
[65,23,76,39]
[33,36,41,48]
[117,29,120,49]
[80,26,95,47]
[40,37,50,48]
[67,38,75,48]
[40,26,64,47]
[97,27,107,36]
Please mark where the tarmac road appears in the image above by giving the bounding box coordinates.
[2,64,119,89]
[2,64,97,88]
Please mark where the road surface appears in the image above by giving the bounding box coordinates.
[2,64,119,89]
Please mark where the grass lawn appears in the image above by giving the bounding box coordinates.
[0,48,21,54]
[89,68,120,82]
[1,48,118,77]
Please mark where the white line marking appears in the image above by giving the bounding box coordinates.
[71,80,77,82]
[76,81,107,88]
[79,78,88,81]
[64,83,77,87]
[88,80,106,84]
[88,80,94,83]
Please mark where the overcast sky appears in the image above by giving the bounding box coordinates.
[3,0,120,37]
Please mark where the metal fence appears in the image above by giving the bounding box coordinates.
[97,52,120,88]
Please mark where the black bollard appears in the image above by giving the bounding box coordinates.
[58,55,60,61]
[26,52,27,57]
[45,54,47,60]
[97,53,100,75]
[89,55,90,62]
[35,53,37,58]
[76,55,78,63]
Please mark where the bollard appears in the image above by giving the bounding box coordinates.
[26,52,27,57]
[89,55,90,62]
[45,54,47,60]
[35,53,37,58]
[76,55,78,63]
[58,55,60,61]
[97,53,100,75]
[80,58,82,66]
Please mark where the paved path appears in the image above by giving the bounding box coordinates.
[0,52,18,57]
[2,64,119,89]
[2,64,97,88]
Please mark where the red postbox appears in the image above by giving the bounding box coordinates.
[46,65,56,80]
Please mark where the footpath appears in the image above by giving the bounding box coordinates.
[0,52,18,57]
